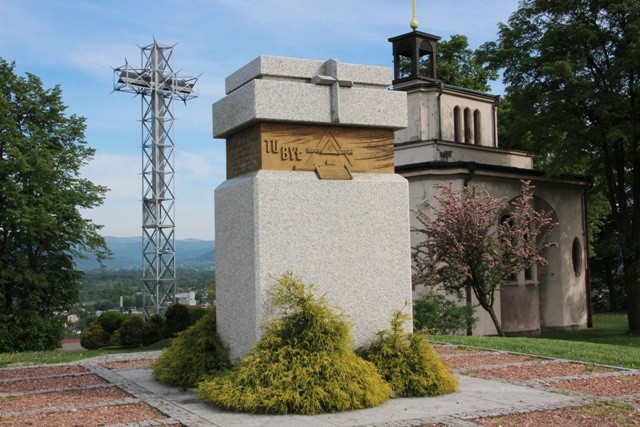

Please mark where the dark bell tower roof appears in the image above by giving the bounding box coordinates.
[389,30,441,87]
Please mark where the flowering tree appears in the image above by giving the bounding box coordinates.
[412,181,556,337]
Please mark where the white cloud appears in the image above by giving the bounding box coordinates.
[5,0,522,238]
[79,153,140,235]
[176,150,213,180]
[80,149,224,238]
[82,153,140,200]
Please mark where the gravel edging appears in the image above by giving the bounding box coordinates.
[1,397,141,418]
[2,348,640,427]
[87,363,218,427]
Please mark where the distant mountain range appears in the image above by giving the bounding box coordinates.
[74,236,215,271]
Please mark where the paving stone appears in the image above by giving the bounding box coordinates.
[1,350,639,427]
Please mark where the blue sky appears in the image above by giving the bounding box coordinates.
[0,0,519,240]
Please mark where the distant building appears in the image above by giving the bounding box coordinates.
[176,291,197,306]
[390,29,590,335]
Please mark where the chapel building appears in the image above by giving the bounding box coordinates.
[390,29,591,335]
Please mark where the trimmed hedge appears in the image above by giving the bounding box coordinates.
[82,311,165,350]
[80,322,110,350]
[163,304,192,338]
[118,315,145,347]
[359,311,458,397]
[196,273,391,414]
[95,311,127,335]
[0,311,64,352]
[188,306,209,324]
[141,314,164,346]
[153,309,229,388]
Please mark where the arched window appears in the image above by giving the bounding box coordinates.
[464,108,472,143]
[572,237,583,277]
[500,214,534,282]
[473,109,481,145]
[453,106,462,142]
[524,266,533,281]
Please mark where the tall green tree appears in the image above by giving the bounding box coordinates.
[401,34,499,91]
[0,58,108,348]
[590,216,625,312]
[437,34,498,92]
[491,0,640,334]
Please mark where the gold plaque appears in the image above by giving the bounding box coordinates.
[226,123,394,179]
[315,165,352,180]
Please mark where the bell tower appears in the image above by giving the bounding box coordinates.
[388,0,440,87]
[389,30,441,86]
[390,2,502,153]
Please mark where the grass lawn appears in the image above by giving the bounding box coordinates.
[2,314,638,369]
[0,339,172,368]
[430,313,640,369]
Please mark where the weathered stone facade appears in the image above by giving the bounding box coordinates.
[391,30,590,335]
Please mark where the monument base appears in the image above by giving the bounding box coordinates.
[215,170,411,361]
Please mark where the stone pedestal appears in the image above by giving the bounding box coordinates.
[213,56,411,361]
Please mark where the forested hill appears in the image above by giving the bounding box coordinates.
[75,236,215,271]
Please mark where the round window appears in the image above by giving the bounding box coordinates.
[571,237,582,277]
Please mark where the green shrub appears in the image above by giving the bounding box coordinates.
[196,272,390,414]
[413,292,477,335]
[148,313,164,329]
[359,310,458,397]
[188,306,209,324]
[163,304,192,338]
[81,322,110,350]
[95,311,127,335]
[153,309,229,388]
[108,329,122,347]
[0,311,64,352]
[141,315,164,346]
[118,315,145,347]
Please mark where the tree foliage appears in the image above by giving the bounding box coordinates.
[77,269,214,311]
[590,216,625,312]
[0,58,108,324]
[0,58,108,350]
[401,34,499,92]
[412,181,556,336]
[490,0,640,334]
[413,292,477,335]
[0,311,65,352]
[437,34,499,92]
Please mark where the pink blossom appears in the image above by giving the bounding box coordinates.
[412,180,557,336]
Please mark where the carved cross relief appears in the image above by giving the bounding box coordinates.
[311,59,353,124]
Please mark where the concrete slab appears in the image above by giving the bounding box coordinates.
[114,368,587,427]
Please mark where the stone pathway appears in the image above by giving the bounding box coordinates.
[0,346,638,426]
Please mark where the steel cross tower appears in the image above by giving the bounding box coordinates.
[113,42,197,317]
